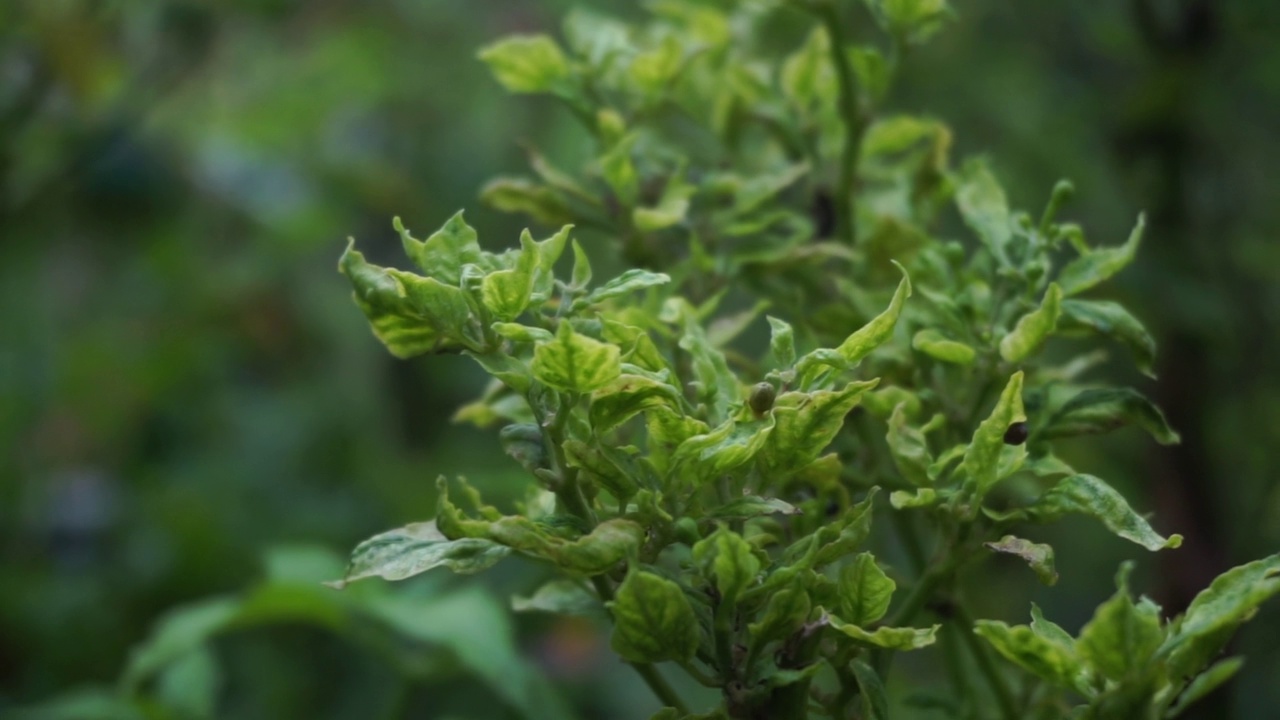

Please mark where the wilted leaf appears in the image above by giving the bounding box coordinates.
[985,535,1058,585]
[826,612,938,650]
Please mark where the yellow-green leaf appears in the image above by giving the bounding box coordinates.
[1057,214,1144,296]
[532,322,622,393]
[999,283,1063,362]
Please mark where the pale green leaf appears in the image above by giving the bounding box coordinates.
[985,535,1058,585]
[480,232,538,321]
[955,157,1012,266]
[532,322,622,393]
[610,571,700,663]
[759,380,878,478]
[395,212,483,285]
[601,135,639,206]
[962,371,1025,495]
[1164,554,1280,676]
[999,284,1063,362]
[478,34,571,94]
[1057,214,1144,296]
[887,403,932,486]
[707,496,800,520]
[912,329,975,365]
[480,177,572,226]
[889,488,940,509]
[974,620,1083,690]
[587,269,671,304]
[327,521,510,589]
[767,316,797,368]
[1078,564,1164,681]
[589,373,682,433]
[512,579,606,619]
[832,263,912,366]
[826,612,938,650]
[1028,474,1182,551]
[838,553,895,626]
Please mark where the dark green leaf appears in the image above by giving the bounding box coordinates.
[1059,299,1157,378]
[610,571,700,663]
[850,660,890,720]
[1045,387,1180,445]
[693,527,761,604]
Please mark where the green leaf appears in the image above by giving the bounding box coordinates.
[749,587,812,647]
[1164,554,1280,676]
[1045,387,1180,445]
[1078,564,1164,681]
[481,231,539,321]
[864,0,954,44]
[985,535,1058,585]
[396,212,484,285]
[955,157,1012,266]
[530,225,571,303]
[912,329,975,365]
[826,613,938,650]
[673,300,740,423]
[500,423,548,474]
[707,496,800,520]
[532,322,622,393]
[759,380,878,479]
[586,269,671,304]
[974,620,1084,690]
[634,178,694,231]
[480,177,572,226]
[492,323,554,344]
[512,579,606,619]
[629,35,683,98]
[1027,474,1183,551]
[1167,657,1245,718]
[1059,299,1157,378]
[850,46,890,102]
[1057,214,1145,296]
[478,34,571,94]
[570,239,592,288]
[850,659,890,720]
[767,316,797,368]
[999,284,1063,363]
[962,371,1026,495]
[781,27,834,108]
[693,527,761,604]
[672,417,775,486]
[838,553,895,626]
[327,521,510,588]
[610,571,700,663]
[832,263,912,366]
[889,488,939,509]
[589,373,682,433]
[887,403,933,486]
[563,439,639,501]
[601,135,639,206]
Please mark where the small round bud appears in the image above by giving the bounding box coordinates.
[749,382,777,416]
[1003,421,1029,445]
[675,517,700,545]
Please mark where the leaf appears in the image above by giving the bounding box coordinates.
[532,322,622,393]
[912,329,975,365]
[601,135,639,206]
[1059,299,1157,378]
[586,269,671,304]
[781,27,834,108]
[1164,554,1280,676]
[570,239,592,288]
[850,660,890,720]
[1045,387,1180,445]
[962,372,1026,496]
[748,587,812,647]
[707,496,800,520]
[589,373,682,433]
[481,231,539,321]
[512,579,606,619]
[1027,474,1183,551]
[759,380,878,479]
[955,157,1012,266]
[629,35,684,98]
[864,0,954,44]
[832,263,912,366]
[478,34,571,94]
[1057,214,1144,296]
[889,488,940,509]
[999,284,1063,362]
[672,417,775,486]
[767,316,797,368]
[634,174,694,231]
[530,225,572,303]
[974,620,1084,690]
[563,439,639,500]
[826,613,938,650]
[1078,564,1164,681]
[887,403,933,486]
[327,521,511,588]
[985,535,1058,586]
[674,300,740,423]
[610,571,700,663]
[339,242,468,358]
[396,212,484,285]
[693,527,761,604]
[492,323,554,344]
[480,177,573,226]
[1167,657,1245,718]
[838,553,895,626]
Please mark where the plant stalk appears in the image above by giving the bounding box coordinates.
[814,0,866,246]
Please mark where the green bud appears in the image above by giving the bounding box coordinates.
[749,382,777,416]
[675,517,700,545]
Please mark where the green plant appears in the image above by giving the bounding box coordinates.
[332,1,1279,718]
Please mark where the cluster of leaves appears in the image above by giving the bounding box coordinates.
[331,1,1280,719]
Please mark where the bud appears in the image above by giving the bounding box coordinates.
[749,382,777,416]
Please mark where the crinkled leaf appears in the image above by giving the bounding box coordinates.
[767,316,796,368]
[1027,474,1182,551]
[826,612,938,650]
[955,157,1012,266]
[693,527,761,604]
[396,212,483,285]
[962,371,1025,495]
[749,587,812,647]
[974,620,1083,690]
[999,284,1063,363]
[587,269,671,305]
[1059,299,1157,378]
[760,380,878,479]
[589,373,682,433]
[512,579,606,619]
[1078,564,1164,681]
[673,417,775,486]
[887,403,932,486]
[610,571,700,663]
[327,521,510,588]
[1057,214,1144,296]
[480,232,539,321]
[532,322,622,393]
[985,535,1058,586]
[1045,387,1180,445]
[838,553,895,626]
[478,34,571,94]
[912,329,975,365]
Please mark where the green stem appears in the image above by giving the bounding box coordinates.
[632,662,692,715]
[952,604,1019,720]
[814,0,865,246]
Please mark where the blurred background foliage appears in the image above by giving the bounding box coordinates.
[1,0,1277,718]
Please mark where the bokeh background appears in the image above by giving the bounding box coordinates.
[2,1,1278,718]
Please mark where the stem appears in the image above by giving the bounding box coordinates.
[814,0,865,246]
[632,662,692,714]
[952,605,1019,720]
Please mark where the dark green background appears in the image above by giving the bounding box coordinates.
[2,1,1277,718]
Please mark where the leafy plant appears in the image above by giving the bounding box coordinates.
[331,1,1279,718]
